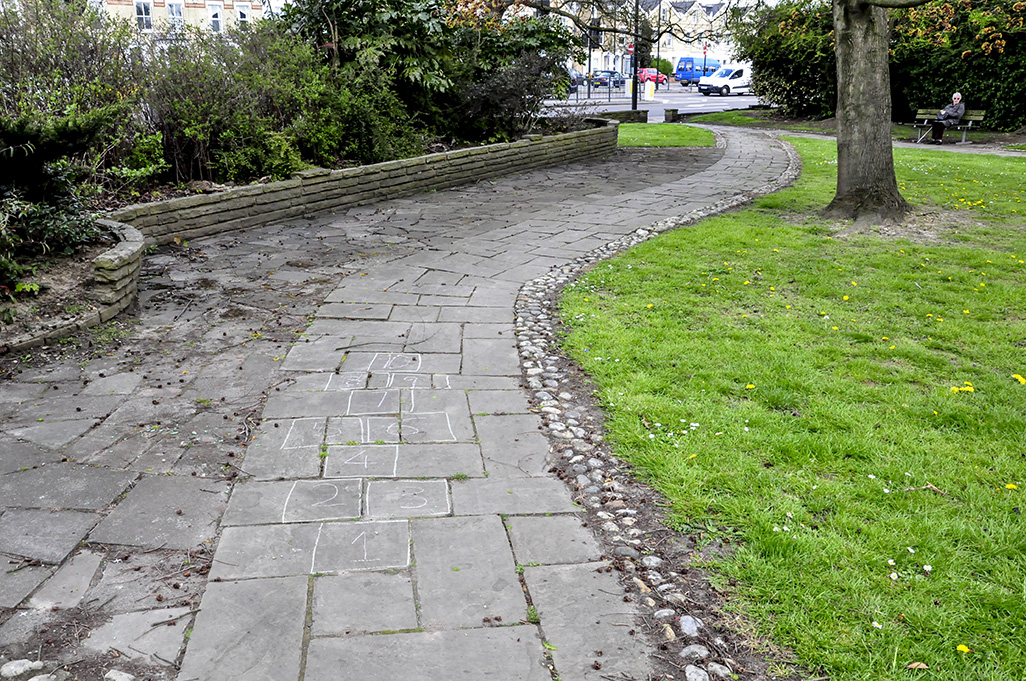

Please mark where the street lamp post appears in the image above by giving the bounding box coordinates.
[631,0,639,110]
[655,0,661,91]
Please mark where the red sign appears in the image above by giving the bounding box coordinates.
[628,43,634,54]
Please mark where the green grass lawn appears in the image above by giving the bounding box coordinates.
[618,122,715,147]
[559,138,1026,680]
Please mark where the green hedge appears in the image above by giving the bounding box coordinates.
[729,0,1026,131]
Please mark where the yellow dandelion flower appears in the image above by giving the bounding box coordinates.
[957,645,970,653]
[1006,483,1018,490]
[843,295,849,301]
[832,326,839,330]
[786,305,791,309]
[646,304,654,308]
[770,286,775,291]
[745,384,755,389]
[1013,374,1026,384]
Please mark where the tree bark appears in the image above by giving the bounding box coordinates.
[825,0,911,223]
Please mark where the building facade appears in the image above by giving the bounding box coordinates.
[100,0,263,33]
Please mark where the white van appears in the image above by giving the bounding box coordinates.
[697,64,752,96]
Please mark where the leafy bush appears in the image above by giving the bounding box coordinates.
[419,17,581,142]
[729,0,836,119]
[0,0,141,193]
[891,0,1026,130]
[730,0,1026,130]
[1,166,104,290]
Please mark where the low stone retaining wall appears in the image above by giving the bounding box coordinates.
[3,121,617,352]
[110,119,619,245]
[0,222,144,354]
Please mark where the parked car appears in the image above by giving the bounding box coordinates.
[697,64,752,96]
[675,56,721,85]
[567,68,584,94]
[638,68,667,84]
[589,70,625,88]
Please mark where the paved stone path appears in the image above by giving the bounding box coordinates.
[0,126,794,681]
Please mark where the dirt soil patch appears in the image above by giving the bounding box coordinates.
[0,243,113,350]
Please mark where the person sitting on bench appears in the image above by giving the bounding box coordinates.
[930,92,964,144]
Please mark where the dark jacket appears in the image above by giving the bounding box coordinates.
[937,102,965,128]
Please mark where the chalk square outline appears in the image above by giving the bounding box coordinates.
[365,479,452,519]
[323,444,400,479]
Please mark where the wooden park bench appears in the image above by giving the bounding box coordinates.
[911,108,986,144]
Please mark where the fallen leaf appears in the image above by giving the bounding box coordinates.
[906,662,929,670]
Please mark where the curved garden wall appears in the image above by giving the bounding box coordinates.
[110,119,619,245]
[3,120,618,353]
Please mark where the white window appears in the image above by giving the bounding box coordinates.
[209,3,223,32]
[135,1,152,31]
[237,3,249,28]
[167,2,183,27]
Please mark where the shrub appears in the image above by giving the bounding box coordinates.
[0,165,104,290]
[728,0,836,119]
[0,0,142,192]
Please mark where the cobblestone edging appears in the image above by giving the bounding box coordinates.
[0,221,144,355]
[512,133,801,679]
[109,120,620,246]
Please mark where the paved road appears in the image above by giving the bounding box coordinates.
[550,87,760,118]
[0,126,794,681]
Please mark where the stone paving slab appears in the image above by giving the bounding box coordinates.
[467,389,532,415]
[27,549,103,610]
[366,479,450,519]
[305,626,550,681]
[404,322,462,353]
[312,520,410,573]
[461,337,522,375]
[341,351,463,375]
[388,305,441,323]
[177,576,307,681]
[392,443,484,478]
[210,523,321,579]
[0,509,99,563]
[3,419,100,448]
[451,477,577,516]
[83,606,192,666]
[0,561,53,609]
[261,390,356,419]
[525,563,647,681]
[0,461,137,512]
[411,515,524,628]
[311,571,417,635]
[222,479,362,526]
[505,516,602,566]
[474,414,552,478]
[318,303,394,319]
[366,372,434,389]
[325,415,400,445]
[241,418,324,480]
[89,476,230,549]
[10,395,123,422]
[0,439,61,475]
[323,444,399,478]
[80,372,144,395]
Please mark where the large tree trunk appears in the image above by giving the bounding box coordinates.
[825,0,911,223]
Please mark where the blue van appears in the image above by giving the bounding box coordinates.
[675,56,721,85]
